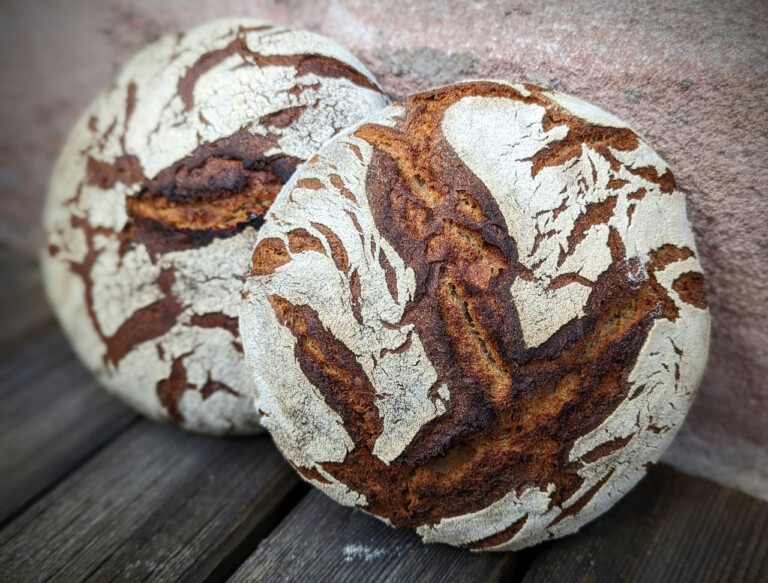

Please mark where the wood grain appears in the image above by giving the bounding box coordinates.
[0,248,55,358]
[0,249,767,583]
[521,464,768,583]
[228,489,532,583]
[0,330,136,526]
[0,422,302,583]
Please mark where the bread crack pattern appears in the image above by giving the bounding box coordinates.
[41,19,390,434]
[241,80,710,549]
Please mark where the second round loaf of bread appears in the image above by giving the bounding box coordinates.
[240,80,710,549]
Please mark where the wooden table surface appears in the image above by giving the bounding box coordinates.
[1,248,766,583]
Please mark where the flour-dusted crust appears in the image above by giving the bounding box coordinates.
[240,80,710,547]
[41,19,390,435]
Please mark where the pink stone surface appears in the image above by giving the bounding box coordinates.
[0,0,765,498]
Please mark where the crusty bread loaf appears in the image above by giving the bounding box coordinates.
[240,80,710,548]
[41,19,390,434]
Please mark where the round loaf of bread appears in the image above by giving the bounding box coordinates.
[41,19,390,434]
[240,81,710,548]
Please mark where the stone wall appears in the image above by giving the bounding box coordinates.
[0,0,765,498]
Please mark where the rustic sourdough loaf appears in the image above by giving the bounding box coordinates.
[240,80,710,549]
[41,19,390,434]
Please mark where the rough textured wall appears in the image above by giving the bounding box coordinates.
[0,0,765,499]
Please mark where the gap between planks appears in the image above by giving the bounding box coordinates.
[0,248,56,359]
[0,419,309,583]
[228,489,535,583]
[520,464,768,583]
[0,330,138,528]
[0,249,312,581]
[227,465,768,583]
[2,249,766,583]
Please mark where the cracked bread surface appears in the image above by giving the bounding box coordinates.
[240,80,710,548]
[41,18,390,435]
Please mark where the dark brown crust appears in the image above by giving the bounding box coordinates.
[466,515,528,550]
[260,106,307,129]
[79,24,384,258]
[68,69,306,398]
[330,174,357,202]
[66,216,185,368]
[86,154,144,189]
[647,244,696,273]
[312,223,350,273]
[57,23,385,430]
[379,248,399,303]
[559,196,617,267]
[547,469,616,528]
[156,352,192,424]
[177,25,379,112]
[200,378,239,400]
[672,272,708,309]
[296,178,325,190]
[80,123,296,258]
[626,165,676,194]
[72,124,293,426]
[189,312,239,336]
[122,127,302,257]
[155,356,240,424]
[251,237,291,276]
[295,465,331,484]
[580,434,634,464]
[287,229,326,255]
[268,81,705,543]
[268,295,384,450]
[121,82,137,150]
[130,215,267,259]
[103,267,184,365]
[349,270,364,325]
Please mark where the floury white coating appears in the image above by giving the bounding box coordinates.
[240,82,710,549]
[241,106,449,467]
[41,18,390,434]
[440,95,698,349]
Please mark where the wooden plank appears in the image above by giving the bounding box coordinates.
[0,330,136,525]
[0,422,302,583]
[0,248,55,358]
[521,464,768,583]
[228,489,532,583]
